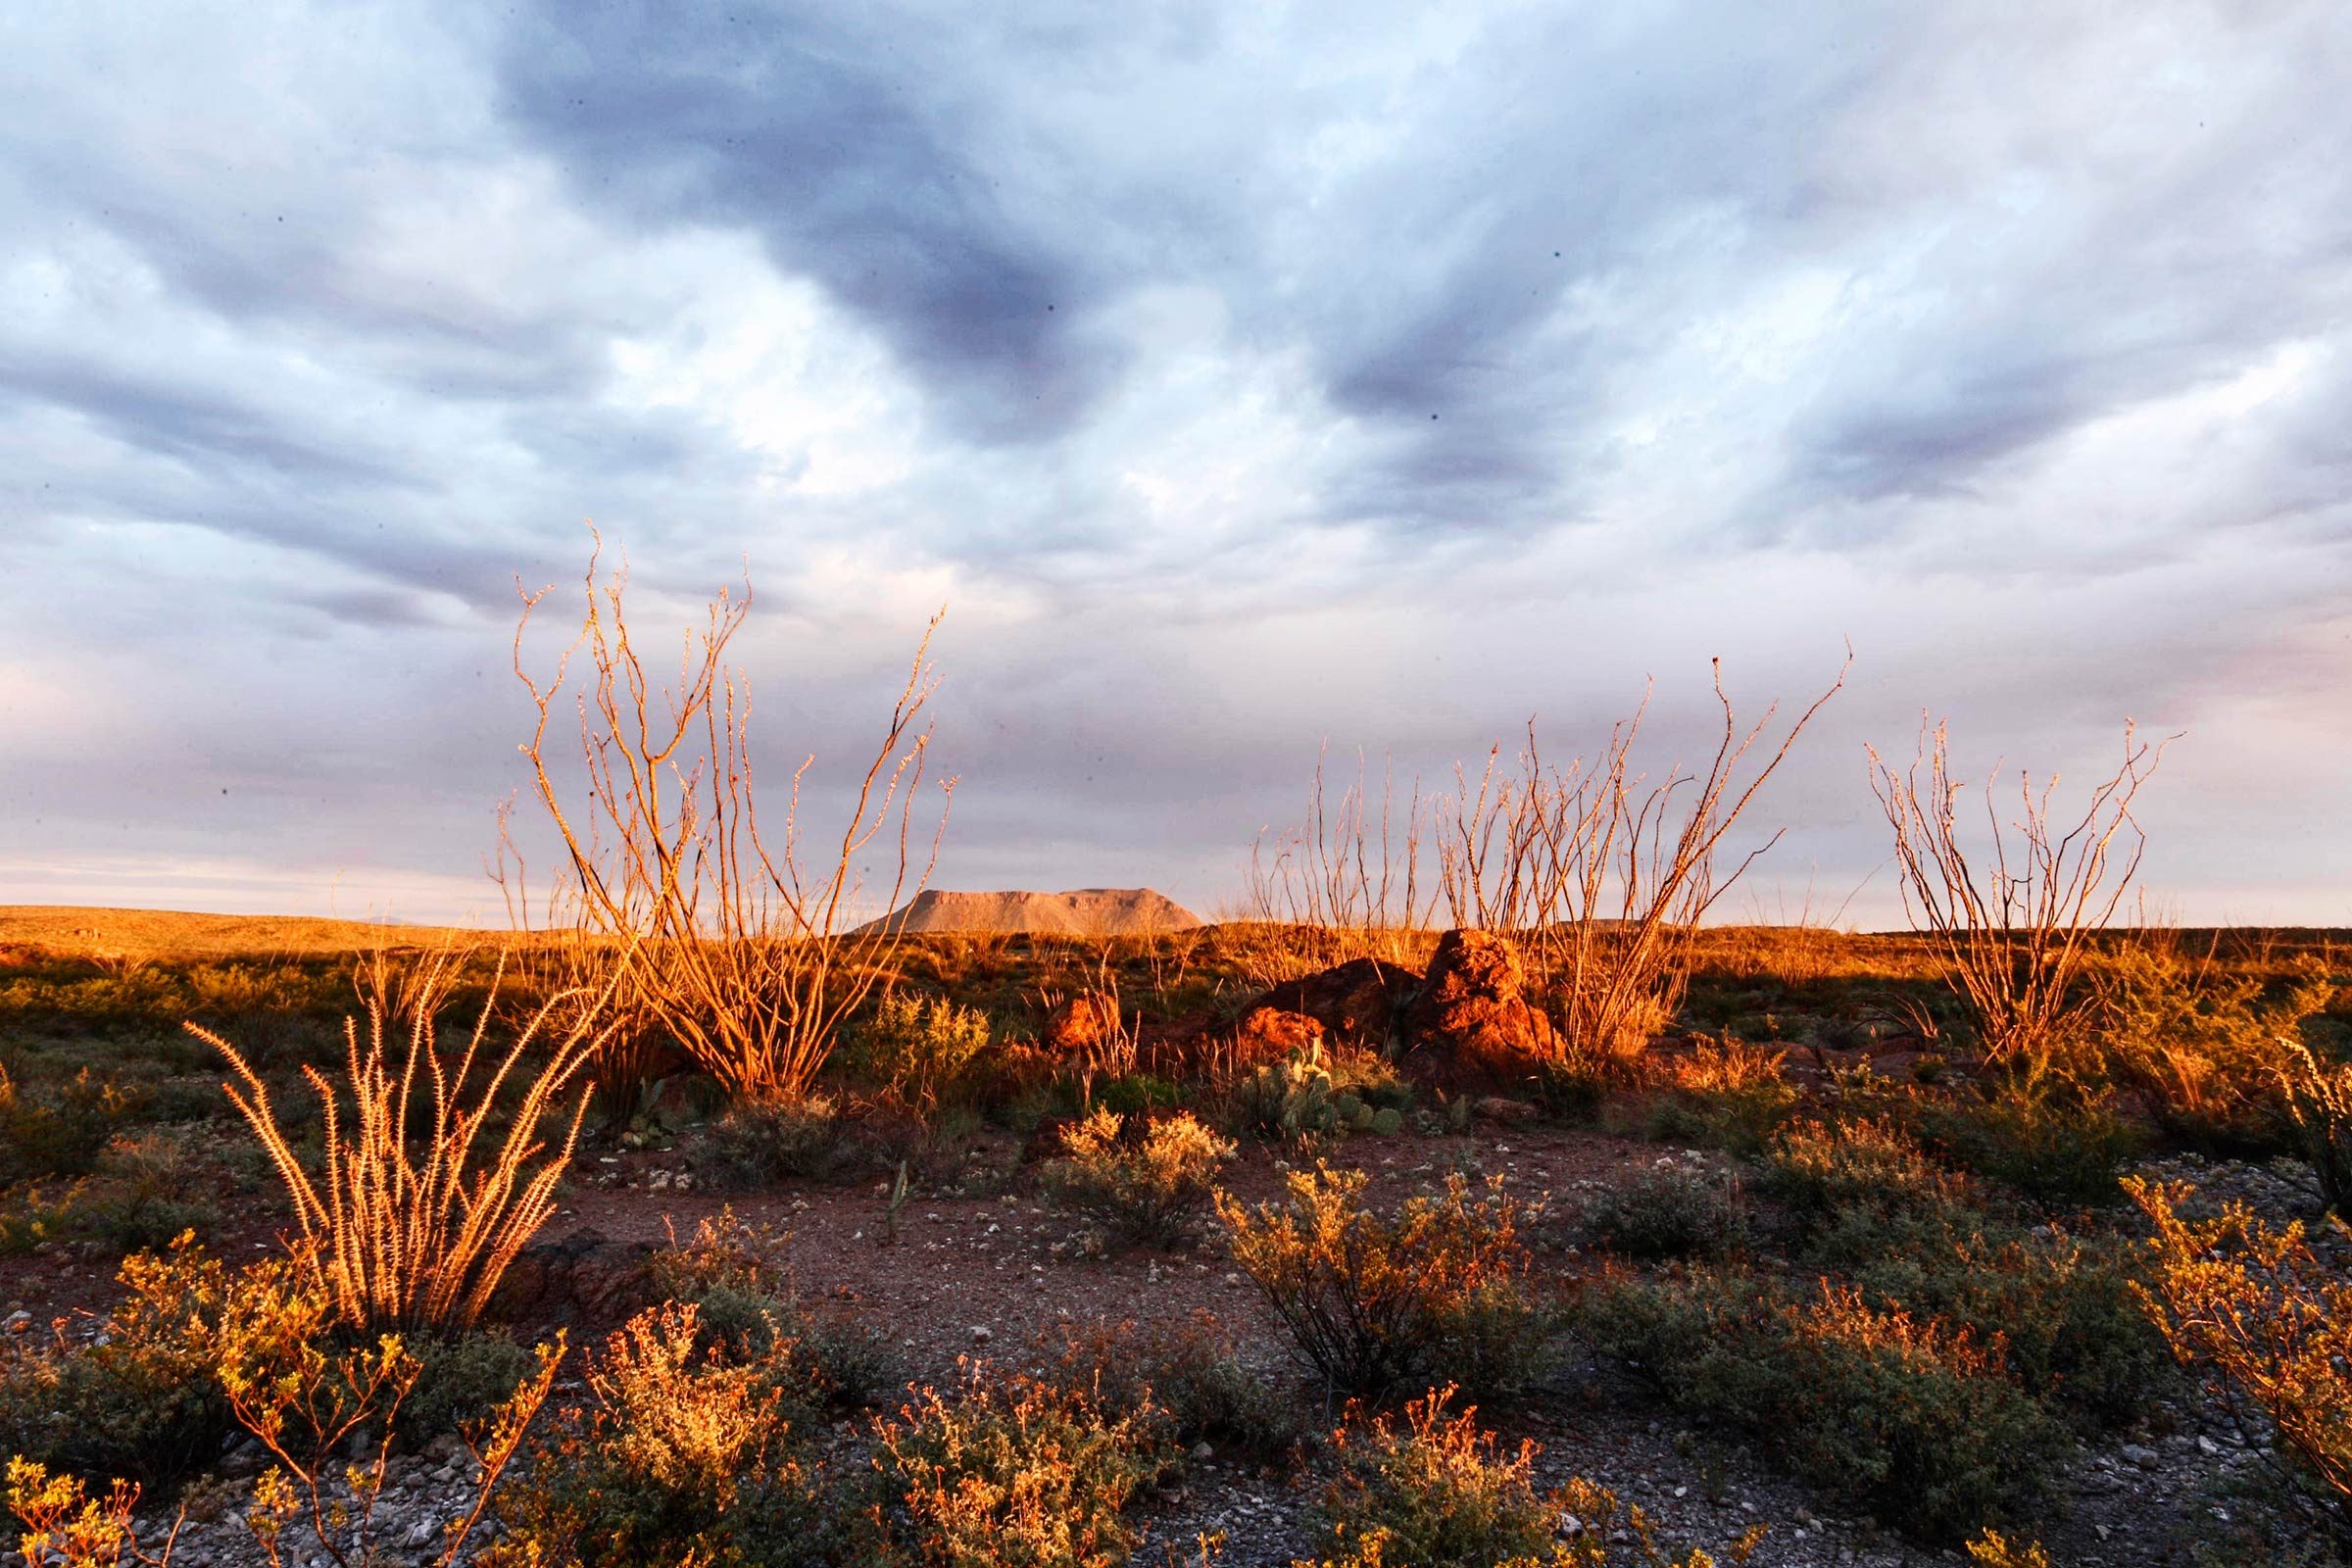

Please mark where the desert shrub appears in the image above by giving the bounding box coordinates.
[402,1331,535,1440]
[2100,946,2332,1153]
[2127,1179,2352,1542]
[4,1457,185,1568]
[84,1129,219,1251]
[2279,1038,2352,1222]
[1030,1312,1304,1460]
[1635,1039,1797,1154]
[1762,1114,2165,1430]
[1217,1163,1550,1399]
[1093,1073,1182,1115]
[1964,1533,2051,1568]
[648,1206,794,1300]
[488,1300,833,1568]
[1576,1268,2065,1541]
[856,991,994,1115]
[1577,1163,1747,1261]
[643,1209,899,1411]
[0,966,181,1037]
[1761,1115,1973,1232]
[190,946,607,1332]
[1041,1109,1235,1246]
[0,1181,86,1256]
[0,1064,141,1186]
[210,1266,436,1567]
[1303,1385,1759,1568]
[1842,1223,2166,1429]
[0,1235,240,1489]
[1918,1085,2142,1206]
[695,1096,853,1189]
[799,1314,906,1413]
[867,1359,1175,1568]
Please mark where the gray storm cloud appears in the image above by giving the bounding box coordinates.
[0,1,2347,924]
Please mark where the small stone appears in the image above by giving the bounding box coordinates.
[970,1325,992,1345]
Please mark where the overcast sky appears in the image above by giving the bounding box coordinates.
[3,2,2348,929]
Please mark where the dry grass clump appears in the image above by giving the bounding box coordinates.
[1868,718,2164,1073]
[1761,1116,1973,1232]
[1301,1385,1759,1568]
[867,1358,1176,1568]
[2099,943,2333,1152]
[1041,1109,1236,1246]
[2279,1037,2352,1222]
[1217,1163,1547,1399]
[1963,1533,2052,1568]
[1637,1039,1796,1154]
[188,947,611,1333]
[2127,1179,2352,1540]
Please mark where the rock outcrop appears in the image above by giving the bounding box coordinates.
[1398,928,1556,1090]
[1254,956,1415,1052]
[1044,990,1122,1054]
[856,888,1201,937]
[1230,1004,1327,1067]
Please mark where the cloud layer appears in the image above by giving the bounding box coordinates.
[3,1,2348,924]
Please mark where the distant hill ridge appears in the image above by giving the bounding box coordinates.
[857,887,1201,936]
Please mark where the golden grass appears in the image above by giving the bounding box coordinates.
[0,906,495,962]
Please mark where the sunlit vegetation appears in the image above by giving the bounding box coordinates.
[5,551,2351,1562]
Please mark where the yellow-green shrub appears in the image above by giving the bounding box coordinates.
[868,1359,1174,1568]
[2099,947,2330,1153]
[486,1300,831,1567]
[1042,1109,1235,1245]
[1301,1386,1758,1568]
[0,1235,241,1488]
[1575,1267,2065,1541]
[855,992,995,1115]
[1217,1164,1548,1398]
[2127,1179,2351,1540]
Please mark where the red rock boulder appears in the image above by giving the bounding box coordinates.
[1254,956,1417,1052]
[1229,1004,1326,1069]
[1044,990,1122,1054]
[1398,928,1556,1090]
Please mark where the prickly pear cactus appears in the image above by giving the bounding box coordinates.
[1370,1106,1404,1137]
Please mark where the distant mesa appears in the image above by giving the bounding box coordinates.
[856,887,1201,937]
